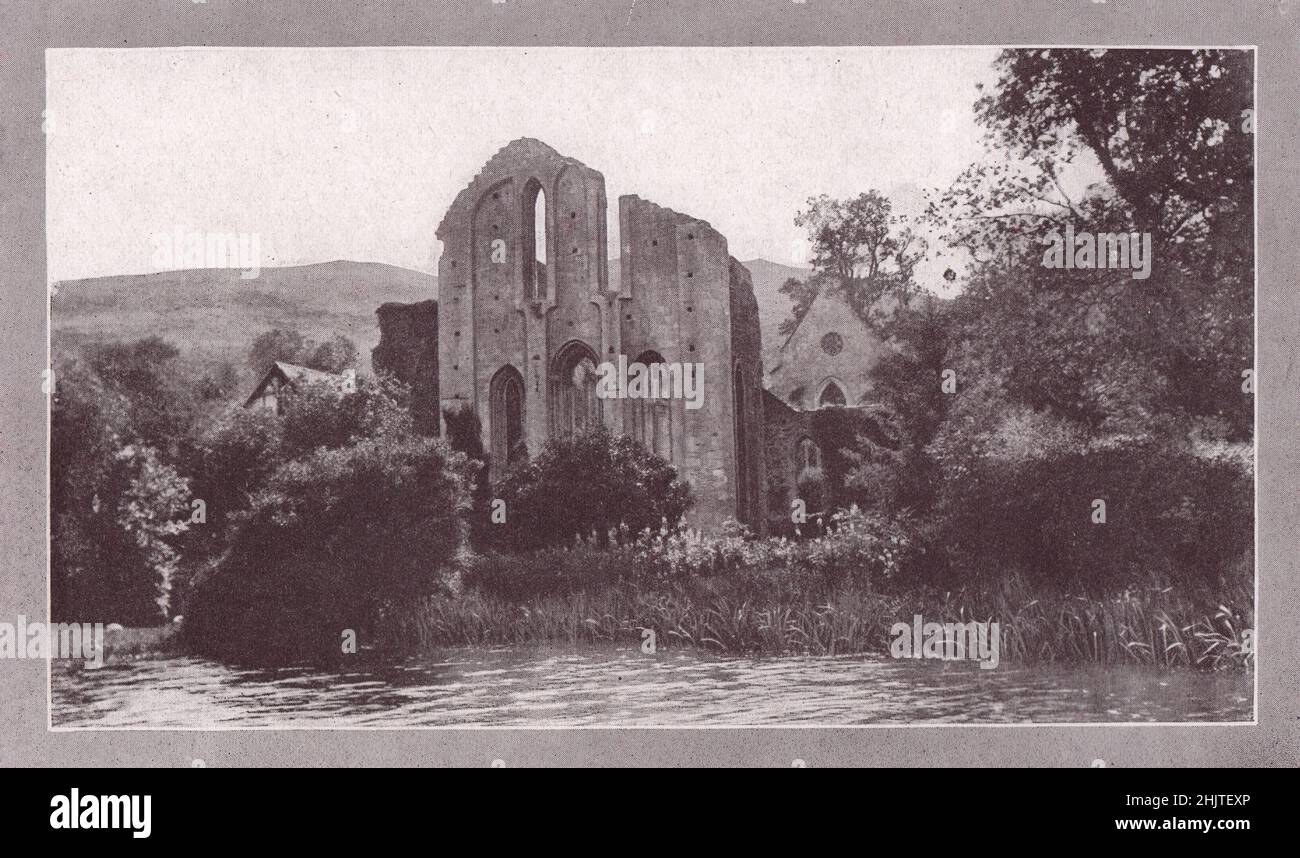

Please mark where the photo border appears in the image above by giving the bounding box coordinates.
[2,0,1291,766]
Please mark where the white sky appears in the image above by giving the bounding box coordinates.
[46,46,1003,283]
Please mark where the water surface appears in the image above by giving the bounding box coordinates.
[51,645,1253,728]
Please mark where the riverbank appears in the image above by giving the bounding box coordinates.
[377,576,1254,671]
[178,508,1254,671]
[99,623,185,665]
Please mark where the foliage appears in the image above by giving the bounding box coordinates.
[780,191,925,337]
[926,435,1252,590]
[488,427,692,552]
[462,506,907,602]
[389,508,1249,671]
[928,48,1253,440]
[182,405,284,567]
[307,334,361,373]
[442,405,493,549]
[247,328,359,374]
[184,432,470,664]
[278,374,413,460]
[83,336,199,454]
[833,48,1256,597]
[51,352,192,624]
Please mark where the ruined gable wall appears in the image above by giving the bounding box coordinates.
[435,139,608,450]
[435,139,771,533]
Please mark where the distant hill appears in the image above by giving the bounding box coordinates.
[51,261,438,380]
[51,256,806,392]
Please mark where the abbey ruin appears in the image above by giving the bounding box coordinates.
[373,138,887,535]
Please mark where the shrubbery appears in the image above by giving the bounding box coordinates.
[182,377,471,664]
[485,427,691,552]
[51,352,193,624]
[927,438,1252,590]
[184,433,469,663]
[461,507,909,603]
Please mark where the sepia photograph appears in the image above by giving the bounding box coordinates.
[40,44,1254,730]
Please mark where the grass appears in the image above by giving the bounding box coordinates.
[377,574,1253,671]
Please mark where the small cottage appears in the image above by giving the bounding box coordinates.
[243,361,356,415]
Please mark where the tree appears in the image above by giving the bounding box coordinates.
[976,49,1252,251]
[248,329,360,375]
[51,354,191,623]
[777,276,819,339]
[181,405,284,571]
[278,374,412,461]
[845,295,951,514]
[895,48,1256,585]
[930,48,1254,440]
[442,405,493,549]
[85,336,198,455]
[306,335,360,373]
[247,328,310,373]
[783,191,925,336]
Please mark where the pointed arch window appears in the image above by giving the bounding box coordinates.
[629,350,672,461]
[818,380,847,408]
[522,178,548,300]
[490,365,526,477]
[797,437,822,471]
[549,341,600,440]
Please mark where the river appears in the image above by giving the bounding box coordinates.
[50,645,1253,728]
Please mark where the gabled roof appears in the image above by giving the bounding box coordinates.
[272,361,346,387]
[435,138,598,238]
[243,361,354,407]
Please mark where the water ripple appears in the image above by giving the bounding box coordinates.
[50,646,1253,728]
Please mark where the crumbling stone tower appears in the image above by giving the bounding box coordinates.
[435,138,765,533]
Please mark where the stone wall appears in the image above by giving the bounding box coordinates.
[618,194,744,532]
[434,138,607,454]
[433,138,766,533]
[729,258,766,534]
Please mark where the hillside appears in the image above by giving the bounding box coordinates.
[51,256,807,391]
[51,261,438,379]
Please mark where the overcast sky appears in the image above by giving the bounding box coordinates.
[46,46,1003,284]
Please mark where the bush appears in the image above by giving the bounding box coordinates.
[278,374,412,460]
[929,438,1252,589]
[184,428,470,665]
[182,406,283,567]
[488,427,691,552]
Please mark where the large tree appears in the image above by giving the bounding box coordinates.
[781,191,925,336]
[247,329,359,374]
[928,48,1253,440]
